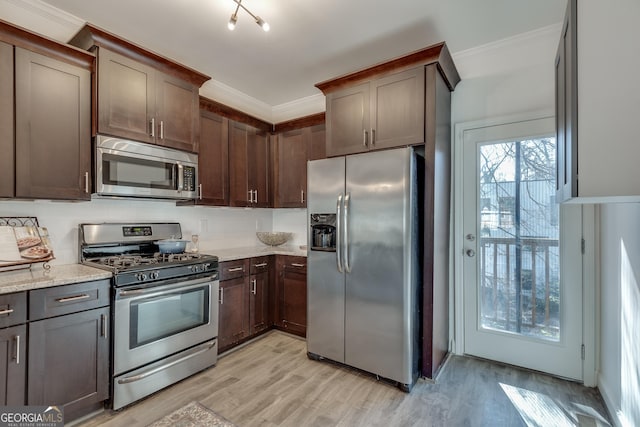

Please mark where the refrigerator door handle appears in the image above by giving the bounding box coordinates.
[336,193,344,273]
[344,192,352,273]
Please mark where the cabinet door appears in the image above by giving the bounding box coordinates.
[278,257,307,337]
[229,121,251,207]
[370,67,425,150]
[0,41,14,198]
[307,124,326,161]
[28,307,109,420]
[198,111,229,205]
[218,277,249,352]
[555,0,578,202]
[156,72,199,152]
[0,324,26,406]
[326,82,370,157]
[249,271,269,335]
[98,48,155,144]
[274,129,307,208]
[14,48,91,200]
[248,129,270,207]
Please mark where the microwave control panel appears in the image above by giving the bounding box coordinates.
[182,166,196,191]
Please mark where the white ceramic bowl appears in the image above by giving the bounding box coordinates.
[256,231,293,246]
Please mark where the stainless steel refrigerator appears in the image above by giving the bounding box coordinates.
[307,147,423,391]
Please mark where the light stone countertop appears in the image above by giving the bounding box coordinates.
[0,264,112,295]
[205,245,307,262]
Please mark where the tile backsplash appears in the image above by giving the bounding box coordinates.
[1,199,307,265]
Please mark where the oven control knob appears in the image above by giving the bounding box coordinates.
[150,271,159,280]
[136,273,147,281]
[193,265,200,273]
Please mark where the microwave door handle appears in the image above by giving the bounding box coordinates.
[176,164,184,192]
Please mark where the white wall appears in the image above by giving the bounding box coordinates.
[599,204,640,427]
[0,199,275,265]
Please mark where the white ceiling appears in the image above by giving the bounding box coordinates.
[36,0,565,109]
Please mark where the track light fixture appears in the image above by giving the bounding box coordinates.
[228,0,270,32]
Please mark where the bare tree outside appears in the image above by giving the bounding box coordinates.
[478,137,560,340]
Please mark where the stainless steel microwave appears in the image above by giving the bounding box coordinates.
[95,135,198,200]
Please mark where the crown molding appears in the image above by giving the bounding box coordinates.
[272,94,326,124]
[199,79,274,123]
[2,0,84,41]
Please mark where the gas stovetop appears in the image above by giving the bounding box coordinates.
[79,222,219,287]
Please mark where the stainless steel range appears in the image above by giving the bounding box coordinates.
[79,222,219,410]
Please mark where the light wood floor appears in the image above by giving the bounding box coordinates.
[77,331,611,426]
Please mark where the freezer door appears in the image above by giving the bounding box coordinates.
[344,147,418,385]
[306,157,346,362]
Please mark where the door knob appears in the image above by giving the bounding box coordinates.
[466,249,476,257]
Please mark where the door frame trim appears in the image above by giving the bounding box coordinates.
[451,111,597,385]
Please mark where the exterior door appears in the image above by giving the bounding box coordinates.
[461,117,583,380]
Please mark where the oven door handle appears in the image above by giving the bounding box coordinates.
[117,340,216,385]
[117,275,218,299]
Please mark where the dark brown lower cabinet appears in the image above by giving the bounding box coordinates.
[28,306,109,421]
[249,257,271,335]
[0,324,26,405]
[218,276,249,352]
[276,256,307,337]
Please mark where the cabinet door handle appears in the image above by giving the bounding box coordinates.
[251,279,257,295]
[198,184,203,200]
[301,190,305,204]
[84,171,89,193]
[150,118,155,137]
[363,129,368,147]
[219,287,224,305]
[254,189,258,204]
[101,314,108,339]
[160,120,165,140]
[254,262,268,268]
[13,335,20,364]
[291,263,306,268]
[55,294,90,303]
[0,308,14,316]
[227,267,244,273]
[371,128,375,146]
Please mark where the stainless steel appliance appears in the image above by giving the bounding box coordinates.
[79,222,219,409]
[95,136,199,200]
[307,147,423,391]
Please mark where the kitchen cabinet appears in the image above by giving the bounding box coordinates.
[0,292,27,406]
[316,43,460,158]
[272,121,326,208]
[323,68,424,157]
[229,121,270,207]
[69,24,210,153]
[28,279,110,421]
[555,0,640,202]
[218,257,273,353]
[195,109,229,205]
[275,256,307,337]
[0,21,94,201]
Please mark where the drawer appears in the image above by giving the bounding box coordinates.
[0,292,27,328]
[283,256,307,273]
[219,259,249,281]
[29,279,110,321]
[250,256,271,274]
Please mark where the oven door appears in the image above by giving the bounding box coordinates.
[113,276,219,375]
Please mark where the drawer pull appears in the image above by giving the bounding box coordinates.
[227,267,244,273]
[0,308,14,316]
[291,263,306,268]
[254,262,268,268]
[55,294,90,303]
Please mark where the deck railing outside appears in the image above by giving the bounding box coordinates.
[479,236,560,341]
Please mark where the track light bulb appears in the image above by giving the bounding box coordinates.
[256,16,270,32]
[228,14,238,30]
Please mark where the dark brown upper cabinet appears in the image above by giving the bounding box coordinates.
[272,113,326,208]
[229,121,270,208]
[195,109,229,205]
[0,20,94,201]
[316,42,460,158]
[69,23,210,153]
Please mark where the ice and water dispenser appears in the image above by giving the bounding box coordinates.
[310,213,336,251]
